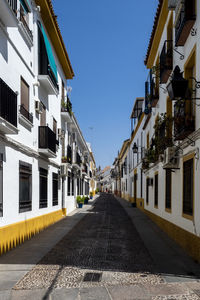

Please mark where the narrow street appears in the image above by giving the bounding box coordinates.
[0,194,200,299]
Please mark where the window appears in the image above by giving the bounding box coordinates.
[21,77,29,111]
[39,168,48,208]
[20,77,32,123]
[0,157,3,217]
[67,172,71,196]
[141,169,143,198]
[126,179,127,191]
[53,118,57,135]
[19,161,32,213]
[165,169,171,210]
[40,103,46,126]
[52,173,58,206]
[154,173,158,208]
[183,158,193,216]
[147,132,149,149]
[146,178,149,205]
[61,80,65,101]
[137,139,139,164]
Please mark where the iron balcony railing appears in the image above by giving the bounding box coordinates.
[61,97,72,115]
[7,0,17,15]
[67,145,72,163]
[0,78,17,128]
[175,0,196,46]
[160,40,173,84]
[174,101,195,140]
[19,104,33,124]
[38,126,56,153]
[76,152,82,166]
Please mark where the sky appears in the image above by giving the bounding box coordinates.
[52,0,158,169]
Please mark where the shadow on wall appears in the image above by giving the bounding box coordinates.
[0,28,8,63]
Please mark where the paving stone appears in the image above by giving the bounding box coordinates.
[0,290,11,300]
[80,287,110,300]
[50,288,79,300]
[107,285,151,299]
[10,289,47,300]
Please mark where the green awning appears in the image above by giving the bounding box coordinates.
[38,21,58,81]
[19,0,31,14]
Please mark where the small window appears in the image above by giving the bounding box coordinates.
[77,178,80,195]
[154,173,158,207]
[72,174,74,196]
[21,77,29,110]
[19,161,32,213]
[53,118,57,135]
[52,173,58,206]
[39,168,48,208]
[183,158,193,216]
[165,169,171,210]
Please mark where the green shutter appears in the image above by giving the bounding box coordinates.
[38,21,58,81]
[19,0,30,14]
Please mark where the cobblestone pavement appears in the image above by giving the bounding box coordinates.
[13,194,200,299]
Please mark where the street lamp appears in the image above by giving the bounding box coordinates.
[132,142,138,154]
[167,66,189,100]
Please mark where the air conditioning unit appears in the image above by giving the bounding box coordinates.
[60,164,68,176]
[163,147,179,169]
[35,100,43,114]
[58,128,64,137]
[168,0,178,10]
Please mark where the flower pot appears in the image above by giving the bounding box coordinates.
[84,199,89,204]
[90,196,93,199]
[78,203,83,208]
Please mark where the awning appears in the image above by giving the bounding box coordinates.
[38,21,58,81]
[19,0,31,13]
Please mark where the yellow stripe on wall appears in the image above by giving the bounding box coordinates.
[0,210,64,255]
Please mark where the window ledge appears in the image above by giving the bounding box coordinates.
[19,113,33,129]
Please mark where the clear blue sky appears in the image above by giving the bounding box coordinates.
[52,0,158,168]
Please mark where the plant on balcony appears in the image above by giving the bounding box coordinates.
[61,99,73,116]
[154,113,174,153]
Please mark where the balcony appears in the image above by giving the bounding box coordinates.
[145,74,159,109]
[19,104,33,128]
[72,150,81,169]
[38,126,57,158]
[175,0,196,47]
[61,97,73,123]
[174,101,195,140]
[18,5,33,47]
[82,163,88,176]
[0,78,18,134]
[160,40,173,84]
[0,0,18,27]
[38,65,59,96]
[61,145,72,164]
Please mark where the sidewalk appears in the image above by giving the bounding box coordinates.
[1,194,200,300]
[0,196,99,299]
[115,196,200,282]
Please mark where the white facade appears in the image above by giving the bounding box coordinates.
[0,0,95,239]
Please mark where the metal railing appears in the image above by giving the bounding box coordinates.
[7,0,17,15]
[160,40,173,83]
[174,101,195,140]
[175,0,196,46]
[67,145,72,163]
[38,126,56,153]
[0,78,17,127]
[19,104,33,123]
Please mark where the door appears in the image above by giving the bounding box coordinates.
[40,103,46,126]
[134,173,137,204]
[0,159,3,217]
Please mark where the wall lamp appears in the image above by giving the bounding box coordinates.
[132,143,144,154]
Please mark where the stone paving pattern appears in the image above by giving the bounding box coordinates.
[1,194,200,299]
[15,194,164,290]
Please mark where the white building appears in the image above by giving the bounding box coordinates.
[0,0,95,255]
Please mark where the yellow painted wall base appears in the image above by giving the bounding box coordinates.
[62,208,67,216]
[0,210,64,256]
[144,209,200,263]
[136,198,144,210]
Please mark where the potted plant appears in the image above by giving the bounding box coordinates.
[90,192,93,199]
[84,196,89,204]
[76,195,84,208]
